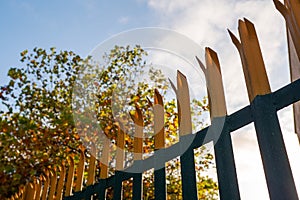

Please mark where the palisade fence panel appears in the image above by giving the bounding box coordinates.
[8,0,300,199]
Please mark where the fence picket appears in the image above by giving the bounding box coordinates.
[198,48,241,199]
[24,182,35,200]
[177,71,193,136]
[153,89,166,200]
[22,184,27,200]
[131,106,143,161]
[252,95,298,199]
[130,106,143,199]
[48,169,57,200]
[87,143,96,186]
[113,124,126,199]
[65,157,75,197]
[274,0,300,59]
[230,18,271,101]
[21,184,27,200]
[100,136,110,179]
[75,149,85,192]
[274,0,300,142]
[196,47,227,118]
[116,124,125,171]
[230,17,298,200]
[41,172,49,200]
[56,165,66,200]
[154,89,165,150]
[98,136,110,199]
[177,70,198,200]
[34,178,42,200]
[287,29,300,142]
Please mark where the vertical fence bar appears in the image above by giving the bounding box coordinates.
[230,18,298,199]
[98,136,110,199]
[153,89,166,200]
[41,173,50,200]
[87,143,96,186]
[252,95,298,200]
[56,165,66,200]
[287,29,300,142]
[13,188,19,200]
[75,149,86,192]
[65,157,75,197]
[177,70,198,199]
[130,106,143,200]
[230,18,271,102]
[48,168,57,200]
[13,194,17,200]
[100,136,110,179]
[214,123,241,200]
[34,178,42,200]
[20,188,24,200]
[197,49,227,119]
[24,183,35,200]
[113,124,126,200]
[116,124,125,171]
[14,187,22,200]
[197,48,241,200]
[22,183,28,200]
[22,183,27,200]
[285,0,300,143]
[86,143,96,199]
[131,106,143,161]
[274,0,300,59]
[20,187,24,200]
[154,90,165,150]
[274,0,300,142]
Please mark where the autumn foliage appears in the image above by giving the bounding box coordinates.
[0,46,218,199]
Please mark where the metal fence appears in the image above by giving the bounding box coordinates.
[9,0,300,199]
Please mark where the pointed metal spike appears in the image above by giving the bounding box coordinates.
[129,105,143,126]
[273,0,288,16]
[154,89,163,105]
[228,29,242,50]
[177,70,187,80]
[244,18,257,39]
[168,78,177,96]
[195,56,206,74]
[146,96,153,107]
[206,47,221,72]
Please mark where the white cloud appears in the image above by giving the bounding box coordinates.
[147,0,199,14]
[145,0,300,199]
[145,0,287,110]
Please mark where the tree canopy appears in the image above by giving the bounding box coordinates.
[0,46,218,199]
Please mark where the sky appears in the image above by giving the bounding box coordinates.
[1,0,300,199]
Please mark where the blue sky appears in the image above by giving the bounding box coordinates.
[1,0,300,199]
[0,0,159,84]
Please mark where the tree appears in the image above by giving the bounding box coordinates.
[0,46,218,199]
[0,48,84,198]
